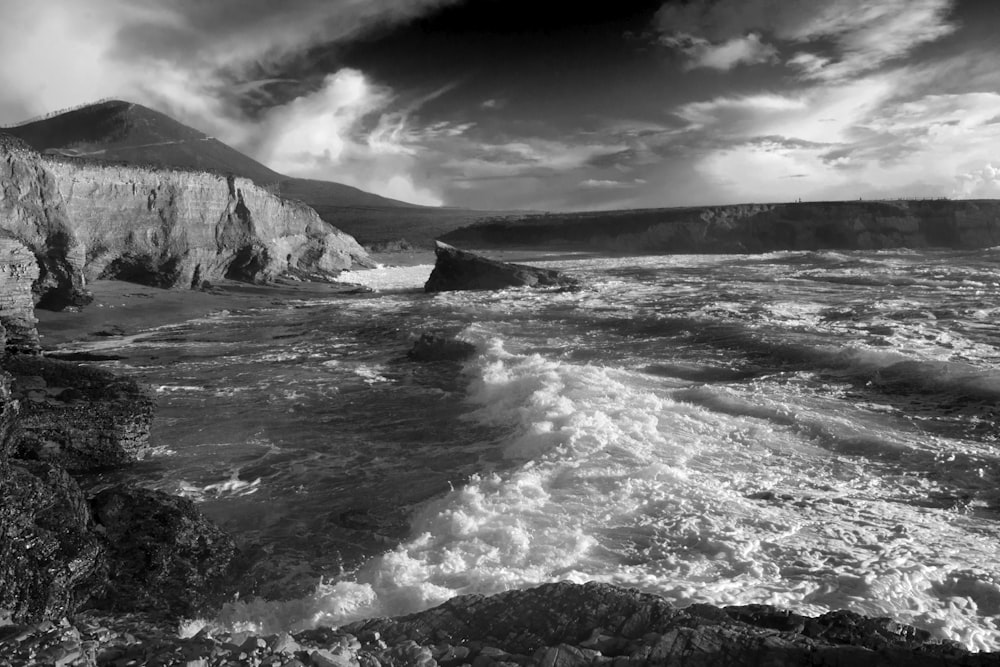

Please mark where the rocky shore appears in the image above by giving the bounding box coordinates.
[2,247,999,665]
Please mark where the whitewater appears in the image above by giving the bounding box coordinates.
[66,249,1000,651]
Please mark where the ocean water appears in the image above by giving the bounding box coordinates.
[67,249,1000,650]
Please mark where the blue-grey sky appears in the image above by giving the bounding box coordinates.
[1,0,998,209]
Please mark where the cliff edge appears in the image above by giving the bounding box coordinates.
[441,200,1000,253]
[0,134,371,307]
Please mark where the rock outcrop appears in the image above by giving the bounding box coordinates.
[425,242,579,292]
[341,581,987,666]
[0,135,372,307]
[0,135,90,309]
[5,355,154,472]
[0,372,109,624]
[90,486,241,619]
[441,200,1000,253]
[0,237,41,352]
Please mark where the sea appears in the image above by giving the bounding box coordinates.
[64,248,1000,651]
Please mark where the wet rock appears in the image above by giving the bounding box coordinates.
[407,332,476,362]
[89,485,240,618]
[0,459,108,623]
[424,242,577,293]
[344,581,983,666]
[5,355,154,471]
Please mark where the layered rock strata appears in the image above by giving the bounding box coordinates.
[4,355,154,472]
[0,237,41,352]
[425,242,579,292]
[441,200,1000,253]
[0,135,90,309]
[1,135,372,308]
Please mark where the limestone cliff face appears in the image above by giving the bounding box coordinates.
[45,158,373,288]
[0,238,40,352]
[442,200,1000,253]
[0,137,372,306]
[0,136,90,309]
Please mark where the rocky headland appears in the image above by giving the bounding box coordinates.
[441,200,1000,253]
[1,134,371,309]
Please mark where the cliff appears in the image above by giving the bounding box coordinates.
[0,135,372,306]
[441,200,1000,253]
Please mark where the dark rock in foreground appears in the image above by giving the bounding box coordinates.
[5,355,154,472]
[89,486,241,619]
[407,332,477,362]
[4,581,991,666]
[0,371,109,624]
[424,241,578,292]
[343,581,984,666]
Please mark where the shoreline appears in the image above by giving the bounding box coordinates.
[14,268,1000,664]
[35,278,372,350]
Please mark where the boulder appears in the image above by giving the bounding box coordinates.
[343,581,979,666]
[4,355,154,472]
[424,242,577,293]
[89,485,240,618]
[407,332,477,362]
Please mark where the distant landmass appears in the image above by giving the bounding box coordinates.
[442,200,1000,253]
[2,100,493,247]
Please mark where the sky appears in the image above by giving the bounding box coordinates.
[1,0,998,210]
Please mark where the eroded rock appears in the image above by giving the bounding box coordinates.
[424,242,578,293]
[90,485,240,618]
[4,355,154,471]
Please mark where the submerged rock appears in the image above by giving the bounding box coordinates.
[407,332,477,362]
[89,485,240,619]
[5,355,153,472]
[424,242,578,292]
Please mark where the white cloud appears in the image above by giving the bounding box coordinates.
[0,0,462,206]
[666,62,1000,204]
[955,164,1000,198]
[580,178,646,189]
[253,70,443,206]
[666,32,776,71]
[656,0,957,78]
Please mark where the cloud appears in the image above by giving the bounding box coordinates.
[655,0,957,78]
[955,164,1000,198]
[651,50,1000,204]
[664,32,777,71]
[249,70,444,206]
[0,0,464,205]
[580,178,647,189]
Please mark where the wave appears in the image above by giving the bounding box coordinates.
[204,336,1000,649]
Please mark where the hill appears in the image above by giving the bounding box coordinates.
[3,101,493,246]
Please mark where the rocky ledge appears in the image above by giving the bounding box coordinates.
[424,242,578,292]
[1,582,996,666]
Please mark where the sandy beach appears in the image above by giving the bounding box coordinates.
[34,278,374,350]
